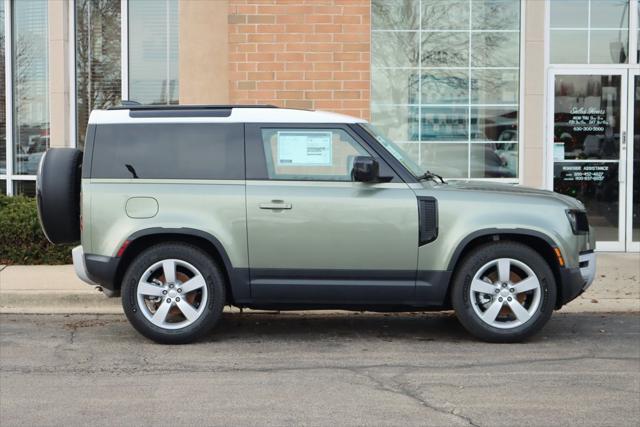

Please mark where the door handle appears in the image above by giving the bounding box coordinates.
[259,200,292,210]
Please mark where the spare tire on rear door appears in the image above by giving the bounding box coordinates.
[36,148,83,244]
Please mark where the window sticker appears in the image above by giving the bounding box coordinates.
[276,131,333,166]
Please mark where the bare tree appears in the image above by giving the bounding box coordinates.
[75,0,121,147]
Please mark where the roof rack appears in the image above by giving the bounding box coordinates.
[108,103,278,111]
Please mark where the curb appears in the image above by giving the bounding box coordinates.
[1,291,638,315]
[0,293,123,314]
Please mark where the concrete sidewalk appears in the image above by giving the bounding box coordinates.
[0,253,638,314]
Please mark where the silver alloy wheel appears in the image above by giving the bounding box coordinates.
[136,259,208,330]
[469,258,541,329]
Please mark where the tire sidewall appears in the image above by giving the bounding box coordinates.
[452,242,557,342]
[121,244,225,344]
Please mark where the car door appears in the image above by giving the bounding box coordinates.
[245,123,419,304]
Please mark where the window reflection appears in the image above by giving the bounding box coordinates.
[76,0,121,148]
[13,180,36,197]
[471,32,519,68]
[372,69,419,106]
[13,0,49,176]
[371,105,419,142]
[129,0,179,105]
[550,0,630,64]
[470,143,518,178]
[372,32,419,68]
[372,0,419,31]
[554,162,619,241]
[471,0,520,30]
[420,143,468,178]
[421,0,468,30]
[371,0,521,179]
[422,32,468,67]
[471,107,518,142]
[550,30,589,64]
[553,75,621,160]
[590,30,629,64]
[421,70,468,105]
[471,69,519,105]
[420,107,468,141]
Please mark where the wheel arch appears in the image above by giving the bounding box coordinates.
[445,229,564,309]
[116,228,248,304]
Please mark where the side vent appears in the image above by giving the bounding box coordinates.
[418,197,438,245]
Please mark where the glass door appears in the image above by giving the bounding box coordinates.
[627,70,640,252]
[548,70,627,252]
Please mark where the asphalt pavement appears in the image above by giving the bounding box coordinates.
[1,312,639,426]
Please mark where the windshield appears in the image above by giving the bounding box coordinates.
[360,123,424,177]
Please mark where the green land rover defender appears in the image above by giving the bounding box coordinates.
[36,105,596,344]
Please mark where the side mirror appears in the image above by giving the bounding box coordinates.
[351,156,380,182]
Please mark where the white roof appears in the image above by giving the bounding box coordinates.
[88,107,367,125]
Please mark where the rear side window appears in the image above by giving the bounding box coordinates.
[91,123,244,179]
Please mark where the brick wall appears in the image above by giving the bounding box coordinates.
[228,0,370,119]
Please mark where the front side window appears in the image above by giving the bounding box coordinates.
[260,128,369,181]
[371,0,521,180]
[361,123,423,177]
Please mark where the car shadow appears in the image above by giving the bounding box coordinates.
[202,311,476,343]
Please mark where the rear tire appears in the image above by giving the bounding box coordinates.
[36,148,83,244]
[121,243,226,344]
[451,241,556,343]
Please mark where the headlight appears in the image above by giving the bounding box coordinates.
[566,209,589,235]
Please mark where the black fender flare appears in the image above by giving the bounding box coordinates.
[118,227,250,301]
[446,228,559,272]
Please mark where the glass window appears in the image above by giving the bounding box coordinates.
[552,74,622,242]
[371,0,520,179]
[421,32,468,67]
[91,124,244,179]
[260,129,368,181]
[372,0,419,31]
[553,75,621,160]
[422,0,468,30]
[12,0,49,176]
[75,0,121,149]
[550,0,630,64]
[372,31,419,68]
[0,0,5,176]
[14,180,36,197]
[129,0,179,104]
[371,104,419,142]
[421,70,469,105]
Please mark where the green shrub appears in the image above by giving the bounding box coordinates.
[0,195,73,265]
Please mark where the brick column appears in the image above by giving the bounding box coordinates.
[228,0,370,119]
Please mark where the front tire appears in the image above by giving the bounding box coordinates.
[451,242,556,343]
[121,243,226,344]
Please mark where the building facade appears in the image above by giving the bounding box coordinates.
[0,0,638,252]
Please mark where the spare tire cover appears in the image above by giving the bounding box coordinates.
[36,148,83,244]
